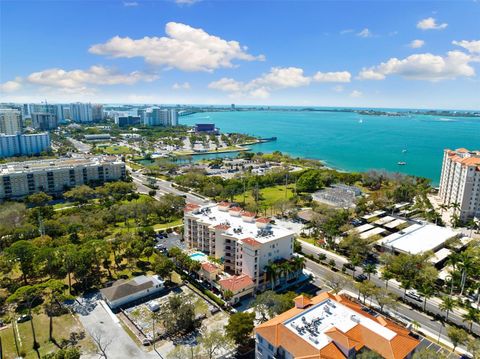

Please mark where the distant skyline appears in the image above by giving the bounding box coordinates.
[1,1,479,109]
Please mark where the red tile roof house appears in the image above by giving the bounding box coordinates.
[255,292,420,359]
[218,274,255,304]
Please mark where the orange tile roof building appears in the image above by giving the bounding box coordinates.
[255,292,420,359]
[439,148,480,221]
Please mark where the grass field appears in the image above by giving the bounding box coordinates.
[100,145,136,155]
[234,184,295,209]
[0,313,95,359]
[153,218,182,230]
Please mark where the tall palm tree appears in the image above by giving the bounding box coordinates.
[363,263,377,280]
[418,283,435,311]
[462,307,480,333]
[381,269,394,289]
[439,296,456,322]
[450,202,461,228]
[458,252,474,296]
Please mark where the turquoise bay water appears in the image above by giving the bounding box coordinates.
[180,110,480,185]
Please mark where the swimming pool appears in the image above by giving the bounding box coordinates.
[189,252,208,262]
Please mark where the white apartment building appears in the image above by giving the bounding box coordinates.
[0,156,126,199]
[439,148,480,221]
[0,132,51,158]
[70,103,93,123]
[143,108,178,126]
[0,109,23,135]
[184,202,296,291]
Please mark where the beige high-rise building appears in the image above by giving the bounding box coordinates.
[0,156,126,199]
[439,148,480,221]
[0,109,22,135]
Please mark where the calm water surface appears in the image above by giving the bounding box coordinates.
[181,110,480,185]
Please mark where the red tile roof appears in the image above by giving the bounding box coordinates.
[218,274,254,292]
[214,224,230,230]
[242,237,262,248]
[184,203,200,212]
[229,206,242,212]
[256,217,271,223]
[241,211,256,217]
[201,262,219,273]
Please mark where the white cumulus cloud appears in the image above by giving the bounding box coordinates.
[409,39,425,49]
[123,1,138,7]
[358,51,477,81]
[172,82,191,90]
[0,78,22,93]
[350,90,363,98]
[357,28,372,38]
[452,40,480,54]
[313,71,351,83]
[27,65,158,89]
[89,22,264,72]
[209,67,351,98]
[417,17,448,30]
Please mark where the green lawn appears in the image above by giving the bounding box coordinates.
[0,313,95,359]
[234,184,295,209]
[100,145,136,155]
[153,218,183,230]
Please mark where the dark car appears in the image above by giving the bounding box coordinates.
[354,274,368,282]
[17,314,31,323]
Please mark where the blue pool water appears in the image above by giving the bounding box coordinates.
[189,252,208,261]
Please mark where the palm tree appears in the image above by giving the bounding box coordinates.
[363,263,377,280]
[439,203,449,216]
[439,296,456,322]
[418,283,435,311]
[265,263,279,289]
[462,307,479,333]
[458,252,474,296]
[450,202,461,228]
[380,269,394,289]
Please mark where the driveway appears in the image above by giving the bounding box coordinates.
[75,293,159,359]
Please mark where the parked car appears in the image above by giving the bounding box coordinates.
[354,274,368,282]
[406,291,422,302]
[17,314,31,323]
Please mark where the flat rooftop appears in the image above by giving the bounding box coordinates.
[284,298,397,350]
[0,156,122,174]
[360,227,387,239]
[377,223,457,254]
[187,205,294,243]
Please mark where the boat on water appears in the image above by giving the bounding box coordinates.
[402,149,407,153]
[397,161,407,166]
[358,119,363,123]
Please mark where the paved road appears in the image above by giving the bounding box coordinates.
[300,240,480,336]
[130,172,209,206]
[75,294,159,359]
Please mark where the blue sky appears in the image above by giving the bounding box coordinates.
[1,0,479,109]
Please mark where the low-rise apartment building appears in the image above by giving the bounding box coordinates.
[255,292,420,359]
[439,148,480,221]
[0,156,126,199]
[184,202,296,293]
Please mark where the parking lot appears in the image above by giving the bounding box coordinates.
[154,231,185,252]
[416,336,461,359]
